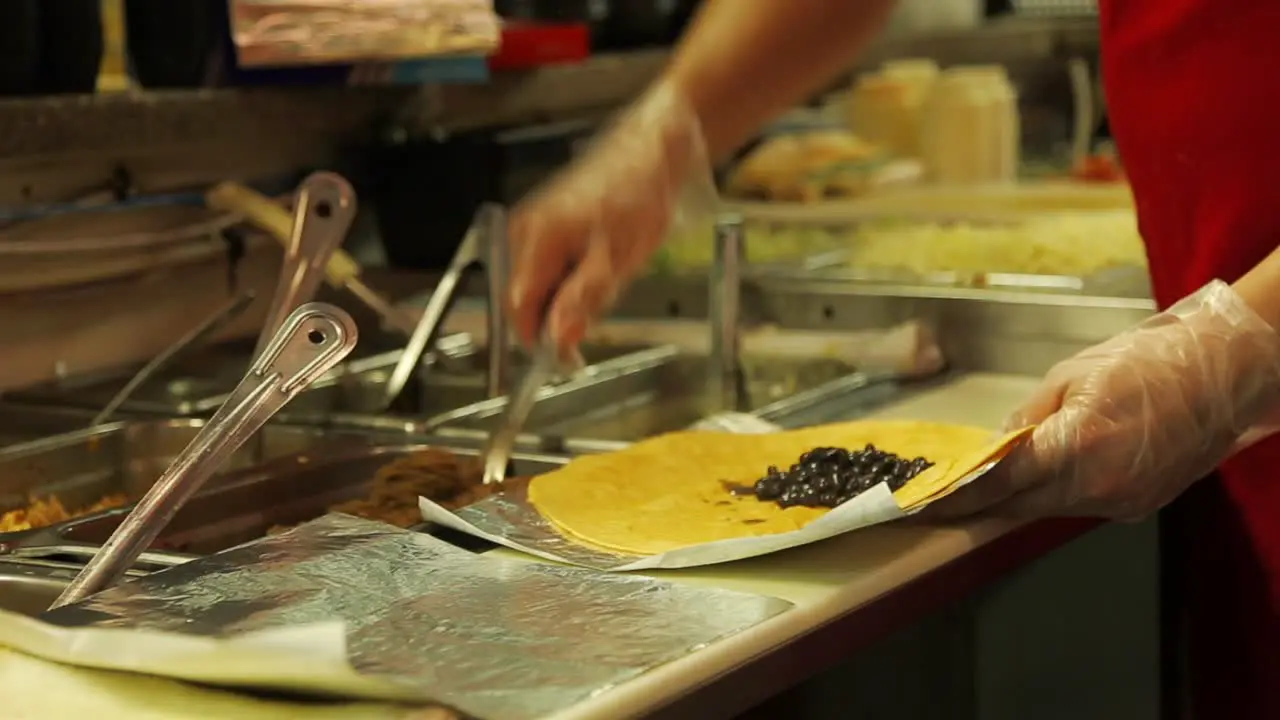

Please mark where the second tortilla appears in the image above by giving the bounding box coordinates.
[527,420,1030,556]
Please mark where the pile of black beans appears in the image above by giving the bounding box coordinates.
[747,444,935,509]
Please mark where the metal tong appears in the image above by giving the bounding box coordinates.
[381,203,511,410]
[90,290,257,427]
[481,329,557,485]
[206,180,417,338]
[709,214,747,413]
[252,172,357,359]
[52,302,358,609]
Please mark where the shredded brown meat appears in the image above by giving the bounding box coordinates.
[270,448,503,534]
[0,493,129,533]
[1,449,502,539]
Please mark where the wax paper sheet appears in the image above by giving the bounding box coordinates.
[41,514,792,719]
[0,610,409,701]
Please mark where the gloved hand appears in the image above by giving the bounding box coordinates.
[926,280,1280,521]
[507,82,718,359]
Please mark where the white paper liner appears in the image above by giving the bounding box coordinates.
[420,481,907,571]
[0,612,421,702]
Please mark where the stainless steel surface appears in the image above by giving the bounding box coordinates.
[91,291,257,427]
[48,513,792,720]
[420,340,652,405]
[753,370,918,428]
[712,212,1149,299]
[1067,56,1095,163]
[8,339,268,416]
[482,203,512,399]
[0,420,358,527]
[0,403,127,448]
[54,303,358,607]
[613,277,1155,377]
[0,421,446,569]
[0,561,78,617]
[342,277,420,337]
[298,416,632,457]
[274,336,475,417]
[709,214,746,413]
[6,331,446,418]
[0,559,150,618]
[275,339,652,420]
[11,334,643,423]
[253,172,356,358]
[426,346,680,435]
[37,443,570,558]
[482,333,558,485]
[383,206,490,409]
[441,346,862,442]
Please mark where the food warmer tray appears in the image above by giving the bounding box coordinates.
[665,210,1152,298]
[5,333,471,417]
[1,439,570,566]
[9,336,658,419]
[431,346,876,442]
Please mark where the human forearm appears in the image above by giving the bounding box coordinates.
[1232,245,1280,331]
[661,0,898,160]
[1221,248,1280,452]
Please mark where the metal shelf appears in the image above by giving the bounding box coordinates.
[0,17,1095,203]
[0,86,413,160]
[0,15,1098,162]
[0,50,670,161]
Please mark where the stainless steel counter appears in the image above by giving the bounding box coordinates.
[0,275,1147,718]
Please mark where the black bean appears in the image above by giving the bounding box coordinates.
[739,444,936,510]
[755,478,783,500]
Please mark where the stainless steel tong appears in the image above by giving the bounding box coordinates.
[381,203,511,410]
[253,172,357,359]
[52,302,359,609]
[481,330,557,485]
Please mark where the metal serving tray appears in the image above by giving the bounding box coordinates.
[432,345,866,442]
[10,335,655,419]
[0,419,413,534]
[0,403,106,448]
[7,443,569,562]
[706,211,1153,299]
[0,559,142,618]
[5,333,464,416]
[278,340,657,419]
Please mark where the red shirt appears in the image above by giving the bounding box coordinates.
[1102,0,1280,714]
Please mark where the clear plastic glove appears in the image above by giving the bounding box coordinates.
[507,83,718,359]
[925,280,1280,521]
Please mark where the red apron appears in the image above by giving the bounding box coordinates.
[1101,0,1280,715]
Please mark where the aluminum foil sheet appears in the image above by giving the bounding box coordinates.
[434,481,646,570]
[46,513,792,720]
[231,0,500,68]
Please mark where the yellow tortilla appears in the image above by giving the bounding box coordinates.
[892,426,1031,510]
[527,420,1032,556]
